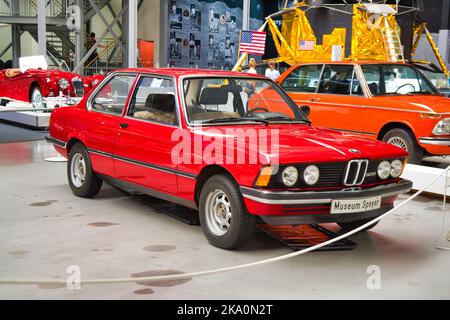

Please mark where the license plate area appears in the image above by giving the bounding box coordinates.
[331,196,381,214]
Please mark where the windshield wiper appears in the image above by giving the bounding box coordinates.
[198,117,269,125]
[257,115,311,125]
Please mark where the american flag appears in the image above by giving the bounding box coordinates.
[299,40,315,51]
[239,31,266,56]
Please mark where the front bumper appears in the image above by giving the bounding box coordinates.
[241,179,412,224]
[419,137,450,146]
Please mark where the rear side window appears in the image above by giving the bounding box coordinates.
[280,65,322,92]
[127,76,178,126]
[318,65,357,95]
[90,75,135,115]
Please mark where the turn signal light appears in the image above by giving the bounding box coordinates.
[255,166,274,187]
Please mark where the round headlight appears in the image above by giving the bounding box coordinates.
[391,159,403,178]
[377,161,391,180]
[58,78,69,89]
[303,165,320,185]
[282,166,298,187]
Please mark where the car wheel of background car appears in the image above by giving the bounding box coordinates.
[30,85,43,108]
[67,143,103,198]
[338,219,379,232]
[199,174,255,250]
[382,128,423,164]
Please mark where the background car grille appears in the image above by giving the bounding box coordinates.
[267,159,401,189]
[72,79,84,97]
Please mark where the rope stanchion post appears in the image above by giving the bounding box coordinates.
[1,166,450,287]
[436,169,450,250]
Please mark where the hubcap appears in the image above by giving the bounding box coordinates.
[205,189,232,236]
[387,136,408,151]
[70,153,86,188]
[31,88,43,108]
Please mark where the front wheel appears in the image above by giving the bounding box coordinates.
[67,143,103,198]
[199,175,255,250]
[30,86,44,108]
[382,128,423,164]
[338,219,379,232]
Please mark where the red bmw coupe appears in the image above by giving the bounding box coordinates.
[46,68,412,249]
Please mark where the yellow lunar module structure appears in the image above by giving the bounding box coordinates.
[235,1,449,78]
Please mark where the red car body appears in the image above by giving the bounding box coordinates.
[0,68,103,103]
[46,68,412,249]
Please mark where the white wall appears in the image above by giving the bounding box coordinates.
[0,26,39,63]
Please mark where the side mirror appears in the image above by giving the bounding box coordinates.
[300,105,310,117]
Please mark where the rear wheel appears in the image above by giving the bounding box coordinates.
[199,174,255,250]
[338,219,379,232]
[382,128,423,164]
[67,143,102,198]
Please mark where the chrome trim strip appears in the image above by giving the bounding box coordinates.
[87,148,196,179]
[240,180,412,205]
[45,135,66,148]
[419,138,450,146]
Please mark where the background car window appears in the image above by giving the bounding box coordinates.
[361,64,438,95]
[280,65,322,92]
[318,65,354,95]
[127,76,178,126]
[91,75,135,115]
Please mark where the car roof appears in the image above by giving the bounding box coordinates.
[112,67,268,79]
[296,60,412,66]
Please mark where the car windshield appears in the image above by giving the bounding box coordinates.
[183,77,307,124]
[361,64,439,96]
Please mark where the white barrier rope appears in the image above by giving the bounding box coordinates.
[1,165,449,286]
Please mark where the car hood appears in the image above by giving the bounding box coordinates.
[192,124,407,165]
[26,69,80,80]
[373,95,450,114]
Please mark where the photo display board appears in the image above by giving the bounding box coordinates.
[168,0,243,70]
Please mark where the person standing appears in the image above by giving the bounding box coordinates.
[247,58,257,74]
[265,61,280,81]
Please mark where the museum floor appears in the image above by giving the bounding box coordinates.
[0,140,449,299]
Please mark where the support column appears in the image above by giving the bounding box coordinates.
[37,0,47,56]
[128,0,137,68]
[75,0,85,74]
[11,0,20,68]
[243,0,250,31]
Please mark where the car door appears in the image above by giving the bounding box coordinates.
[114,75,179,195]
[84,73,136,177]
[279,64,323,108]
[310,64,368,135]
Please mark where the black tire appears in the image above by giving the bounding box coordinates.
[381,128,423,164]
[199,174,255,250]
[67,143,102,198]
[338,219,379,232]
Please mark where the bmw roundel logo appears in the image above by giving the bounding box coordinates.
[349,149,361,154]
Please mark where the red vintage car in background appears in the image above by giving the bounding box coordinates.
[0,65,103,107]
[46,68,412,249]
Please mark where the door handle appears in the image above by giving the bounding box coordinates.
[310,98,320,102]
[119,123,128,129]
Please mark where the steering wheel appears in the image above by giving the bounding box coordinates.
[395,83,415,94]
[245,107,269,117]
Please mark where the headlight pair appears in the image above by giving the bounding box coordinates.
[281,165,319,187]
[377,159,404,179]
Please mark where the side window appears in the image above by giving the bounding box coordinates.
[127,76,178,126]
[280,65,322,92]
[318,65,354,95]
[91,75,135,115]
[361,65,381,95]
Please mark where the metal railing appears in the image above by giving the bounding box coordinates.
[0,0,74,17]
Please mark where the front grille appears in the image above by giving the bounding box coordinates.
[343,159,368,186]
[267,158,402,189]
[72,79,84,97]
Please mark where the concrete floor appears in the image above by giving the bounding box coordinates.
[0,140,449,299]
